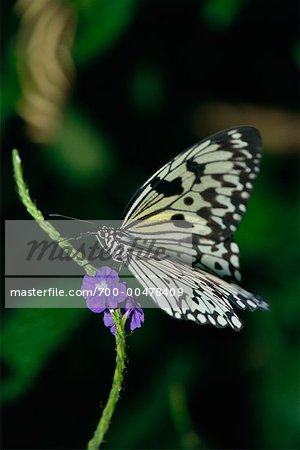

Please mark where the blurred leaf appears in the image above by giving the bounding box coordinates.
[201,0,247,31]
[292,40,300,69]
[2,307,87,403]
[247,298,300,449]
[73,0,138,65]
[192,103,300,153]
[106,351,200,448]
[44,109,114,186]
[169,383,202,449]
[240,152,300,448]
[236,154,297,268]
[1,42,21,128]
[1,0,138,128]
[129,64,165,114]
[235,180,279,258]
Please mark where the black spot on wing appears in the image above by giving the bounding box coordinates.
[186,159,203,183]
[171,213,193,228]
[184,196,194,205]
[150,176,184,197]
[171,213,185,220]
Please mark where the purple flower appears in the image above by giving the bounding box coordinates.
[81,266,145,335]
[103,297,145,335]
[81,266,127,313]
[103,310,117,335]
[102,300,145,335]
[123,297,145,332]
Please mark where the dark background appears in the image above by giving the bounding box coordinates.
[2,0,299,449]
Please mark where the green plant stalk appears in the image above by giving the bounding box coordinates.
[12,149,96,276]
[12,149,126,449]
[87,309,126,449]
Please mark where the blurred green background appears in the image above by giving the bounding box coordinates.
[2,0,299,449]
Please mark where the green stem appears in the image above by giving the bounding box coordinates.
[87,309,126,449]
[12,149,96,276]
[12,149,126,449]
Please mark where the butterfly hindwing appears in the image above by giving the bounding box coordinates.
[126,249,269,331]
[192,237,241,282]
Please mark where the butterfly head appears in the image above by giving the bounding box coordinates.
[97,225,115,250]
[97,226,133,263]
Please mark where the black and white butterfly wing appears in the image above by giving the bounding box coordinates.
[122,127,263,282]
[127,249,269,331]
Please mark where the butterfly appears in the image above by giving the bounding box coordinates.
[97,127,269,331]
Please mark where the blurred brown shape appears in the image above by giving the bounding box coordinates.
[192,102,300,153]
[15,0,76,143]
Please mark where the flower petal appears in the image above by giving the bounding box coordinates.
[129,309,144,331]
[96,266,119,279]
[103,310,116,335]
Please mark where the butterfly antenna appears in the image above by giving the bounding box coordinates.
[48,213,96,226]
[59,231,98,243]
[48,214,98,242]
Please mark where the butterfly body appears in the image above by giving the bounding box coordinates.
[98,127,269,330]
[97,226,133,263]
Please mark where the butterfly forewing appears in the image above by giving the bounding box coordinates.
[123,127,262,234]
[122,127,262,282]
